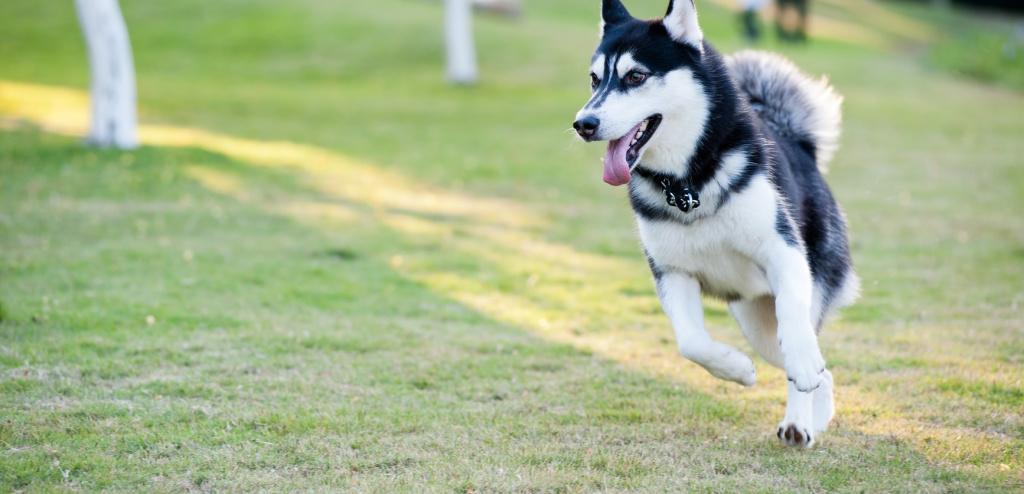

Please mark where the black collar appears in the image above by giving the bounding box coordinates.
[633,166,701,213]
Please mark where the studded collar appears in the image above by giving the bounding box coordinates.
[633,166,701,213]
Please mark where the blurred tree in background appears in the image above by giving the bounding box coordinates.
[949,0,1024,12]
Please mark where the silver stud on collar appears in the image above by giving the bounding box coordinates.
[660,178,700,213]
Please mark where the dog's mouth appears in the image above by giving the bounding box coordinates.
[625,114,662,166]
[603,114,662,186]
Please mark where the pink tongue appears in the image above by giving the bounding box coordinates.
[602,122,642,186]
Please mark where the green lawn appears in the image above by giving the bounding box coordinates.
[1,0,1022,491]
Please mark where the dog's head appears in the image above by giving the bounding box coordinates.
[574,0,710,185]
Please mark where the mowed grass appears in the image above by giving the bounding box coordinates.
[1,0,1022,491]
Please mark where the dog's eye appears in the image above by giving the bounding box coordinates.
[590,73,600,89]
[625,70,648,86]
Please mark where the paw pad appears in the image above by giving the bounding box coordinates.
[777,424,813,448]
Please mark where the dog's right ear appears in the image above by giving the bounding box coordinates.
[663,0,704,49]
[601,0,632,31]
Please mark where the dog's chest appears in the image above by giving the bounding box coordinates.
[638,216,772,300]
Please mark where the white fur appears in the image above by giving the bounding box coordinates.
[730,297,832,447]
[639,177,777,302]
[639,172,831,445]
[758,237,827,395]
[615,52,645,77]
[779,380,816,448]
[576,67,708,167]
[638,70,709,174]
[575,67,660,141]
[812,369,835,433]
[663,0,704,49]
[656,273,757,386]
[578,1,847,449]
[726,50,843,170]
[613,64,838,444]
[832,269,861,310]
[589,54,606,78]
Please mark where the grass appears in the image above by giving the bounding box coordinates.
[1,0,1022,491]
[932,27,1024,91]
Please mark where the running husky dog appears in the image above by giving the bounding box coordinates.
[573,0,858,448]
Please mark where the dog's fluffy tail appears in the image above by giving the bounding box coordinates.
[726,50,843,171]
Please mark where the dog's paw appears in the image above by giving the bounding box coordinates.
[704,345,757,387]
[777,422,815,449]
[783,345,826,393]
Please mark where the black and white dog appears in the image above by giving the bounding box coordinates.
[573,0,858,448]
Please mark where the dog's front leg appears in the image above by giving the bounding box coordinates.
[656,272,756,386]
[760,244,826,448]
[763,246,826,393]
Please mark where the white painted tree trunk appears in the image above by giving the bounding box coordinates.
[75,0,137,148]
[444,0,478,85]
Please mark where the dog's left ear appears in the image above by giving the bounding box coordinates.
[663,0,704,49]
[602,0,633,31]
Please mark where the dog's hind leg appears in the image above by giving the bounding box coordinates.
[730,296,784,369]
[807,288,836,433]
[812,368,834,433]
[656,272,757,386]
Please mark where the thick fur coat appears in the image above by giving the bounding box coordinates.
[572,0,858,448]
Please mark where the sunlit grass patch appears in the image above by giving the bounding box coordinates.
[934,378,1024,408]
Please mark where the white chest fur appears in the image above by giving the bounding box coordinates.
[636,176,779,300]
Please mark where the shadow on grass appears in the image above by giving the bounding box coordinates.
[0,80,1019,490]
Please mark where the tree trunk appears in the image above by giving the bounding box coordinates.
[444,0,478,85]
[75,0,137,148]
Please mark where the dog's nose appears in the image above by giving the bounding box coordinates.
[573,116,600,139]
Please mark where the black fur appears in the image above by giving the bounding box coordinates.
[628,190,674,222]
[602,0,633,28]
[645,250,664,280]
[764,122,853,322]
[775,206,800,247]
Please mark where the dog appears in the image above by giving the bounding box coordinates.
[573,0,858,448]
